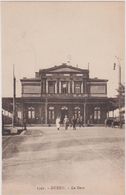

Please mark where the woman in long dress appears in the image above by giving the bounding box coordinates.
[64,115,69,130]
[56,117,60,130]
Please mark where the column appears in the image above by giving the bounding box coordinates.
[21,102,24,122]
[72,81,74,93]
[81,81,83,94]
[57,79,59,93]
[83,102,86,126]
[45,98,48,124]
[68,82,70,93]
[42,79,46,93]
[59,81,61,93]
[55,81,57,94]
[46,80,48,93]
[40,104,43,124]
[41,80,43,95]
[70,79,72,93]
[107,111,109,118]
[83,79,87,94]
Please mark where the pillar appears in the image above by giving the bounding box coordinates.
[46,80,48,93]
[72,81,74,93]
[81,81,83,94]
[59,81,61,93]
[107,111,109,118]
[68,82,70,93]
[42,79,46,93]
[55,81,57,94]
[83,102,86,126]
[70,79,72,93]
[21,102,24,126]
[40,104,43,124]
[45,98,48,124]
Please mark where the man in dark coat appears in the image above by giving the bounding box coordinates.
[72,116,77,130]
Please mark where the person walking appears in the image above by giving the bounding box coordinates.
[64,115,69,130]
[79,115,83,127]
[23,117,27,130]
[104,118,107,127]
[56,116,60,130]
[72,115,77,130]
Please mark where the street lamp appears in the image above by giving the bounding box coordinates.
[114,56,122,125]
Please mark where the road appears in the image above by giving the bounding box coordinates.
[2,126,125,195]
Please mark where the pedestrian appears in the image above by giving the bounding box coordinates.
[72,115,77,130]
[64,115,69,130]
[105,118,107,127]
[56,116,60,130]
[76,117,80,129]
[78,115,83,128]
[23,117,27,130]
[87,119,90,127]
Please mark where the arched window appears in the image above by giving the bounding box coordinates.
[74,106,81,117]
[48,81,55,94]
[48,106,54,120]
[60,106,68,122]
[74,82,81,94]
[28,107,35,119]
[94,107,101,120]
[61,82,68,94]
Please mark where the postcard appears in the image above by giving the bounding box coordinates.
[2,1,125,195]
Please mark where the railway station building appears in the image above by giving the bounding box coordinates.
[19,63,110,125]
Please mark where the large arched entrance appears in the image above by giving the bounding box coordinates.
[60,106,68,123]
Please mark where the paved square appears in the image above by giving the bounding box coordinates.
[2,126,125,195]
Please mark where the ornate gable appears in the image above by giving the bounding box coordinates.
[39,63,88,74]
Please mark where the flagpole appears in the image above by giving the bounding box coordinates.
[118,62,121,125]
[12,64,16,128]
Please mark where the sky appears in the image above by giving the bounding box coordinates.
[1,1,125,97]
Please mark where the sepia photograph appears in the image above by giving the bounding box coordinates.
[1,1,125,195]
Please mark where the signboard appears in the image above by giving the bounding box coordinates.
[23,85,41,94]
[90,85,106,94]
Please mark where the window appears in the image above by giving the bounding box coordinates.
[76,74,83,76]
[94,107,101,120]
[74,82,81,94]
[46,74,52,76]
[61,82,68,94]
[61,106,68,110]
[48,81,55,94]
[74,106,81,117]
[28,107,35,119]
[48,106,55,120]
[17,111,22,119]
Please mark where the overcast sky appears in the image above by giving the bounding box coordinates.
[1,1,125,97]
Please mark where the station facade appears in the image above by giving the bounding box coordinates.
[20,63,109,125]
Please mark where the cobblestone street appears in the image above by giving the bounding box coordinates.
[2,126,125,195]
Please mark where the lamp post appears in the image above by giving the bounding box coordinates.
[12,65,16,128]
[11,64,18,134]
[114,56,122,124]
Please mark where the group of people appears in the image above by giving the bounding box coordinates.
[56,115,83,130]
[104,117,123,128]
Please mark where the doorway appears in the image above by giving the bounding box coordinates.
[60,106,68,123]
